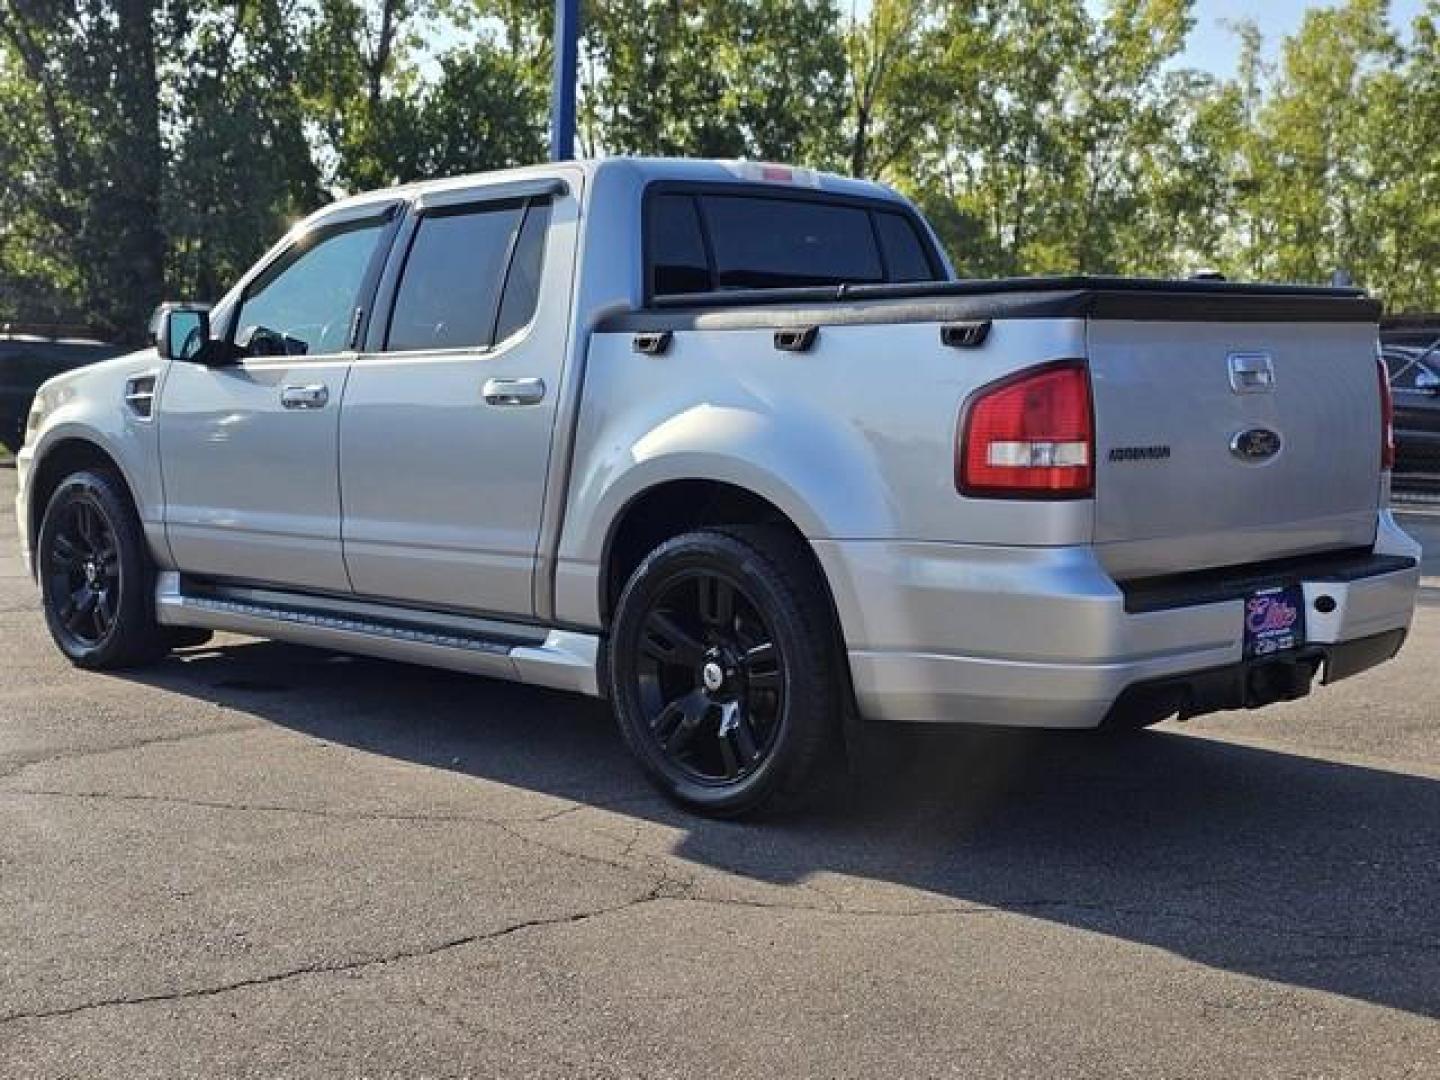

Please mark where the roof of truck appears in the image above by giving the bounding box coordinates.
[316,157,906,221]
[586,156,904,201]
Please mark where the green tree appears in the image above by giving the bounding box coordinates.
[1375,2,1440,309]
[301,0,431,190]
[1177,0,1440,304]
[577,0,847,162]
[1250,0,1401,285]
[1117,67,1246,276]
[407,47,547,178]
[1063,0,1194,272]
[0,0,550,335]
[0,0,166,338]
[302,0,546,189]
[888,0,1090,276]
[2,0,1440,326]
[842,0,928,179]
[0,27,86,324]
[166,0,325,299]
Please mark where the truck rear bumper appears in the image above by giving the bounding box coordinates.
[1101,628,1407,729]
[814,515,1420,729]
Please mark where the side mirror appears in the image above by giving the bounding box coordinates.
[154,303,213,363]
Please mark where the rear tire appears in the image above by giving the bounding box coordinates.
[37,469,168,669]
[607,527,842,818]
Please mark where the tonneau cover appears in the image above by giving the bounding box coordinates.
[600,276,1381,332]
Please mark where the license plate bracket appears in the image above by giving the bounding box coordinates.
[1244,583,1307,659]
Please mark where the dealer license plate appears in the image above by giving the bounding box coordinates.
[1243,583,1306,659]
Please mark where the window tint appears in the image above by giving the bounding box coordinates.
[494,201,551,342]
[701,196,883,290]
[649,195,710,295]
[875,212,937,282]
[387,202,525,352]
[235,220,387,357]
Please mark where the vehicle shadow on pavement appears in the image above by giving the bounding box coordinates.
[125,638,1440,1020]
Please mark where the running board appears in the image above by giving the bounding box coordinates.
[153,572,601,697]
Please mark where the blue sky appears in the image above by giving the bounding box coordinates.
[1151,0,1426,77]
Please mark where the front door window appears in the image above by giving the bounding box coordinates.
[232,219,388,359]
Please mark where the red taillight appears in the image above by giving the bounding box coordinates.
[1378,355,1396,471]
[958,361,1094,498]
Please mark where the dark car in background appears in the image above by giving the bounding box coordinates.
[0,326,125,454]
[1381,317,1440,490]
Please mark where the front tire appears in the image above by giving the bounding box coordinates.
[37,469,167,669]
[607,527,842,817]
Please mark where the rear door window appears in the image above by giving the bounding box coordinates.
[385,201,525,352]
[494,201,552,342]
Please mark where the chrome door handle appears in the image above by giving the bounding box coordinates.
[281,384,329,410]
[482,377,546,406]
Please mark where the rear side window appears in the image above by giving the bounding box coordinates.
[875,212,935,283]
[386,201,525,352]
[645,188,940,297]
[649,195,711,295]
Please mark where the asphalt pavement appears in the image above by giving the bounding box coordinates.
[1,464,1437,1078]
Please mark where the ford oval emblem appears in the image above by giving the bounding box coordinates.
[1231,427,1283,462]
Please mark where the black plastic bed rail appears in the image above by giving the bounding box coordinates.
[597,275,1382,333]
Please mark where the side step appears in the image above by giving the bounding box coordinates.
[153,572,601,697]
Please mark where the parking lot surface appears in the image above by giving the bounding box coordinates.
[2,465,1438,1078]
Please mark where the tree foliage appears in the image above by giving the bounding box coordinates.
[1,0,1438,341]
[575,0,846,162]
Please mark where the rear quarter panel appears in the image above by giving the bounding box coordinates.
[554,316,1091,628]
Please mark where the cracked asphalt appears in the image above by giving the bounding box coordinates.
[2,464,1438,1078]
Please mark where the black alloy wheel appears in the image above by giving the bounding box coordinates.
[608,527,841,817]
[45,495,121,649]
[634,569,785,785]
[38,469,167,669]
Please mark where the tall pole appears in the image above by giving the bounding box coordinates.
[550,0,579,161]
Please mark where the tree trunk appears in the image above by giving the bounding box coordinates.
[850,102,871,178]
[368,0,400,116]
[104,0,165,341]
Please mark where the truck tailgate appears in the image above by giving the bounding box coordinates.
[1088,319,1381,579]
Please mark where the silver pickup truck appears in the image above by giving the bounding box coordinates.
[14,158,1422,816]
